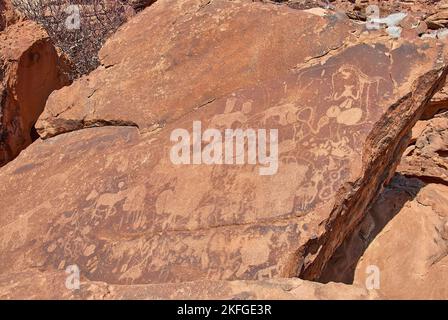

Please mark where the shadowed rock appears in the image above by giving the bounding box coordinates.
[312,174,448,299]
[398,111,448,183]
[0,20,69,166]
[0,0,447,291]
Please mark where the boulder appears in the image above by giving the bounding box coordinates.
[423,80,448,119]
[0,0,447,290]
[314,175,448,299]
[317,175,424,284]
[0,20,69,166]
[353,179,448,299]
[398,111,448,183]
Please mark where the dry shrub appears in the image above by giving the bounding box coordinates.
[12,0,131,79]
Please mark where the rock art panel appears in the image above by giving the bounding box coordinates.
[36,0,359,138]
[0,30,446,285]
[0,269,378,300]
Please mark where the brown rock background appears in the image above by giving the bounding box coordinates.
[0,0,21,32]
[0,20,69,166]
[1,0,448,300]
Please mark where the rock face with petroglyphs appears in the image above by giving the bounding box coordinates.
[36,0,359,138]
[0,0,446,287]
[1,0,448,300]
[0,268,379,299]
[0,20,69,167]
[352,177,448,299]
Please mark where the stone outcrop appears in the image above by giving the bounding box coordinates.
[0,0,20,32]
[36,0,358,138]
[0,20,69,166]
[313,175,448,299]
[1,0,448,300]
[0,269,378,300]
[0,0,444,289]
[425,5,448,29]
[330,0,443,17]
[398,112,448,183]
[353,179,448,299]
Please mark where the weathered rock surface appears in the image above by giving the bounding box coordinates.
[317,175,425,284]
[330,0,443,17]
[0,0,448,301]
[312,175,448,299]
[424,81,448,119]
[328,0,448,40]
[128,0,157,11]
[0,0,6,31]
[426,5,448,29]
[353,179,448,299]
[0,0,444,289]
[0,20,69,166]
[36,0,359,138]
[398,111,448,183]
[0,0,20,32]
[0,269,378,300]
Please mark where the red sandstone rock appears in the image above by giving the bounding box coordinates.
[0,0,21,32]
[353,179,448,299]
[0,0,448,300]
[0,20,69,166]
[315,175,448,299]
[0,269,378,300]
[36,0,358,138]
[0,0,442,288]
[128,0,157,11]
[398,112,448,183]
[424,82,448,119]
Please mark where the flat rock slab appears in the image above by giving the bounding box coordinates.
[0,269,377,300]
[0,0,447,286]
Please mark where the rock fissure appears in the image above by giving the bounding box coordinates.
[299,65,448,281]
